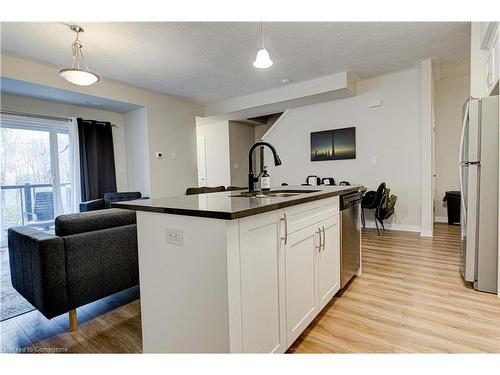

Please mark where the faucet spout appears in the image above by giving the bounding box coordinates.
[248,142,282,192]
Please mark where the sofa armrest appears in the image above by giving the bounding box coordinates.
[79,198,106,212]
[7,227,68,319]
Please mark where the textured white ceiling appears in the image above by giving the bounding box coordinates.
[0,22,470,104]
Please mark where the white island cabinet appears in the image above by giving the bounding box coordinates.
[134,195,342,353]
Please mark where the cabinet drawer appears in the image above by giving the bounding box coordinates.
[284,196,339,234]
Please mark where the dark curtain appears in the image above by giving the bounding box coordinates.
[78,118,117,201]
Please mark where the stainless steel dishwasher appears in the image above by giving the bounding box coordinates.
[340,191,362,288]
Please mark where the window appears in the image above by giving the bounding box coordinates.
[0,117,77,245]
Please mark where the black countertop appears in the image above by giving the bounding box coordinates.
[112,185,365,220]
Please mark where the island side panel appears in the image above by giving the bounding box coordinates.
[225,219,243,353]
[136,211,230,353]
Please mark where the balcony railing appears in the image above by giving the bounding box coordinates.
[1,182,71,241]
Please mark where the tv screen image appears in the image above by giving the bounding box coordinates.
[310,127,356,161]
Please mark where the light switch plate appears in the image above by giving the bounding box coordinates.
[166,228,183,246]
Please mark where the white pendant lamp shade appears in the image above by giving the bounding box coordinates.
[253,48,273,69]
[59,26,100,86]
[59,68,99,86]
[253,22,273,69]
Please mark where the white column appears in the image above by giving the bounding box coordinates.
[420,59,434,237]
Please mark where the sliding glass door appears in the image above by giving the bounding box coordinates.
[0,118,74,245]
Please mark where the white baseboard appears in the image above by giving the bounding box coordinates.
[434,216,448,223]
[363,220,421,233]
[420,229,434,237]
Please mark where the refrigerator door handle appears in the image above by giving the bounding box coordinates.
[459,100,470,216]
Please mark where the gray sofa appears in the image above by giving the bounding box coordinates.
[7,208,139,330]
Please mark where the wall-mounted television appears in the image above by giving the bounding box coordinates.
[310,127,356,161]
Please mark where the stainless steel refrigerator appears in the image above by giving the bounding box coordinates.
[459,95,498,294]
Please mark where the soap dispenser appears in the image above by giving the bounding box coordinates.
[261,166,271,191]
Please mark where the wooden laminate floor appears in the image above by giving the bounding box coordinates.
[1,224,499,353]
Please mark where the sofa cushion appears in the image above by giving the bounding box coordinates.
[55,208,136,236]
[103,192,142,208]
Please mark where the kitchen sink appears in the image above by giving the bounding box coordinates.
[231,189,320,198]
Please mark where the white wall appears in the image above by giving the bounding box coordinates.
[254,123,272,173]
[434,72,470,220]
[202,71,357,119]
[196,120,272,188]
[228,121,255,187]
[124,107,151,196]
[0,93,128,191]
[255,123,272,142]
[264,69,422,231]
[1,54,202,198]
[196,121,231,187]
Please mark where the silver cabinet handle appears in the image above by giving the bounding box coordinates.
[281,213,288,245]
[321,226,325,251]
[318,226,323,252]
[316,228,321,251]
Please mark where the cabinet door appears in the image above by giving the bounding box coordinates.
[284,223,319,346]
[486,34,499,94]
[239,210,286,353]
[317,215,341,310]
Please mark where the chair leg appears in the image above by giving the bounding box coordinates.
[380,220,385,231]
[361,208,366,228]
[375,218,380,236]
[69,309,78,332]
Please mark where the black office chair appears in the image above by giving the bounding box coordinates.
[361,182,386,235]
[376,191,397,233]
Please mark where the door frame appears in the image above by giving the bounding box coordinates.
[196,136,207,187]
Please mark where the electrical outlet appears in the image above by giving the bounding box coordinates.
[165,228,183,246]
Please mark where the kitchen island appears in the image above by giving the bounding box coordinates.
[114,185,364,353]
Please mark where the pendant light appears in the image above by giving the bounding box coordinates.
[253,22,273,69]
[59,25,100,86]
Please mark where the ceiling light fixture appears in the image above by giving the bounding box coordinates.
[253,22,273,69]
[59,25,100,86]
